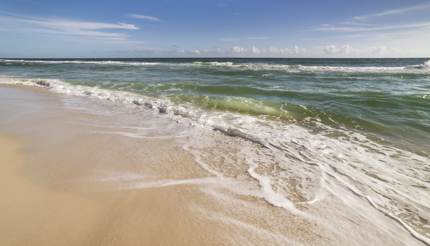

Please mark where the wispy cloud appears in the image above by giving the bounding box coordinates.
[316,22,430,33]
[353,2,430,20]
[315,2,430,35]
[0,12,140,42]
[310,3,430,57]
[128,14,160,22]
[219,36,269,42]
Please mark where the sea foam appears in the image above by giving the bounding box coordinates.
[1,75,429,244]
[2,59,430,74]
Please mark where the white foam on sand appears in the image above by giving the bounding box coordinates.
[1,74,429,244]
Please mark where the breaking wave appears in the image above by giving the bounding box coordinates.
[1,59,430,74]
[0,59,160,66]
[1,75,429,244]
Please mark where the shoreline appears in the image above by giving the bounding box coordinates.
[0,85,318,245]
[0,84,427,246]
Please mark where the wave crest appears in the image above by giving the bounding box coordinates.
[2,59,430,74]
[1,75,429,244]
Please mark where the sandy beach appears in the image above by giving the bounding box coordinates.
[0,133,226,245]
[1,1,429,244]
[0,86,317,246]
[0,84,427,246]
[0,86,223,245]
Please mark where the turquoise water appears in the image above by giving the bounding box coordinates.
[1,58,429,155]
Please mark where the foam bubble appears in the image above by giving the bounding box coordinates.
[1,74,429,243]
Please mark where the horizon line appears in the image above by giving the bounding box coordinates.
[1,57,429,59]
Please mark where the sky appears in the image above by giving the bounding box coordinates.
[0,0,429,58]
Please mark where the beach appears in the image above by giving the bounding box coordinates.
[0,86,318,245]
[1,0,430,244]
[0,58,429,246]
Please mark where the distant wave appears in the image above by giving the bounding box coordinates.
[405,59,430,69]
[193,60,430,74]
[0,59,160,66]
[2,59,430,74]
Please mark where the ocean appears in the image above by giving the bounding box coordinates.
[1,58,429,244]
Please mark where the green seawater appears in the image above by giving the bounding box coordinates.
[1,58,429,155]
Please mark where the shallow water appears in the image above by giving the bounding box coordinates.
[1,58,429,245]
[1,58,429,153]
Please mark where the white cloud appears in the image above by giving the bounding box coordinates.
[23,19,138,31]
[225,45,306,57]
[370,46,387,55]
[125,45,307,57]
[0,13,140,42]
[353,2,430,20]
[323,44,352,55]
[251,45,261,55]
[266,45,305,56]
[316,22,430,33]
[312,3,430,57]
[191,49,201,54]
[231,46,245,53]
[220,36,269,42]
[321,44,396,57]
[128,14,160,22]
[323,45,336,54]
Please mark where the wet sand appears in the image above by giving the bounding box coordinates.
[0,86,317,246]
[0,85,425,246]
[0,86,230,246]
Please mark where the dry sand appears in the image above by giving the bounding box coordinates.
[0,86,230,246]
[0,133,233,245]
[1,85,422,246]
[0,85,320,246]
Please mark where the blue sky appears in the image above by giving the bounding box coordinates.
[0,0,429,58]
